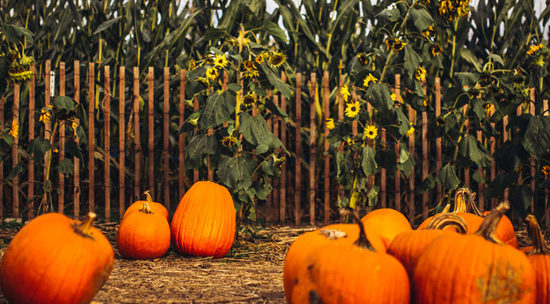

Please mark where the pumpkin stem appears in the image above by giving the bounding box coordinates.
[525,214,550,254]
[139,201,154,214]
[339,208,375,251]
[144,190,153,202]
[474,202,509,243]
[451,187,470,214]
[74,212,97,239]
[467,192,484,216]
[441,203,451,214]
[424,213,467,234]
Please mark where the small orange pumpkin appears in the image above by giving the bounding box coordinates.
[387,213,467,277]
[413,202,536,303]
[360,207,412,248]
[123,190,169,220]
[525,214,550,303]
[171,181,236,258]
[0,212,114,304]
[117,201,171,259]
[291,210,410,304]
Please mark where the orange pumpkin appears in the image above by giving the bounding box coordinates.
[525,214,550,303]
[283,223,385,303]
[117,201,171,259]
[413,202,536,303]
[387,213,467,277]
[123,190,169,220]
[171,181,236,258]
[291,210,409,304]
[0,212,114,304]
[360,207,412,248]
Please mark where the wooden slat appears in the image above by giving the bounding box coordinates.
[133,66,141,200]
[544,99,549,226]
[163,67,170,211]
[58,62,66,214]
[193,96,199,182]
[272,93,280,223]
[503,113,509,203]
[462,104,470,187]
[309,72,317,225]
[435,77,442,206]
[295,73,302,225]
[148,67,154,196]
[28,64,36,219]
[408,104,415,223]
[104,65,111,221]
[381,127,387,208]
[279,72,287,223]
[337,74,345,214]
[88,62,95,213]
[490,104,497,209]
[178,70,186,198]
[0,95,3,220]
[12,83,20,218]
[74,60,81,217]
[530,88,535,214]
[394,75,401,212]
[43,60,51,214]
[322,71,330,224]
[118,66,125,219]
[477,127,485,209]
[422,84,428,220]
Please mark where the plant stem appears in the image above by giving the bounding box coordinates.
[39,120,59,213]
[449,19,458,79]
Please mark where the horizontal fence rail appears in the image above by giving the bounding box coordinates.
[0,60,549,227]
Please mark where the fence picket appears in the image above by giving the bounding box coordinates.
[178,70,186,199]
[88,63,95,213]
[309,73,317,226]
[119,66,125,219]
[28,64,36,219]
[163,67,170,210]
[59,62,66,215]
[104,65,111,221]
[148,67,154,196]
[295,73,302,225]
[74,61,81,217]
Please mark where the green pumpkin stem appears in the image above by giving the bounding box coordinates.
[525,214,550,255]
[339,208,375,251]
[74,212,96,239]
[451,187,471,214]
[474,202,509,243]
[424,213,467,234]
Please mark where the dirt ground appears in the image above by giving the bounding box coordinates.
[0,223,313,304]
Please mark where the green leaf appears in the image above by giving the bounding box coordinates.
[54,96,77,120]
[5,164,23,181]
[254,178,273,200]
[216,155,255,191]
[256,144,269,154]
[261,64,292,99]
[404,45,422,79]
[397,147,414,177]
[28,138,52,163]
[361,146,378,176]
[263,19,287,43]
[522,116,550,158]
[376,8,400,22]
[239,112,282,148]
[437,163,460,191]
[488,54,505,67]
[459,135,492,168]
[454,72,480,88]
[200,28,227,42]
[199,92,235,129]
[367,83,394,111]
[186,134,218,166]
[1,23,33,43]
[459,48,482,73]
[93,17,121,35]
[227,83,242,92]
[410,7,433,31]
[56,159,74,176]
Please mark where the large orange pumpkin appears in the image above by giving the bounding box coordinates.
[291,210,409,304]
[123,190,169,220]
[413,202,536,303]
[387,213,467,277]
[171,181,236,258]
[283,223,385,303]
[525,214,550,304]
[0,212,114,304]
[117,201,171,259]
[360,207,412,248]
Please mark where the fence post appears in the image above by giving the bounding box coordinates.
[104,65,111,221]
[28,64,36,219]
[295,73,302,226]
[59,62,66,215]
[12,82,20,219]
[163,67,170,210]
[408,104,415,224]
[133,66,141,200]
[421,84,428,220]
[435,77,442,208]
[179,70,186,198]
[119,66,125,219]
[394,75,402,213]
[88,62,95,213]
[74,61,81,218]
[280,72,287,223]
[309,72,317,225]
[147,67,155,197]
[323,71,330,224]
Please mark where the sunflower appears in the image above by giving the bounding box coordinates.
[70,118,79,132]
[392,38,406,51]
[391,93,398,102]
[422,25,435,39]
[363,74,378,88]
[268,52,286,67]
[342,137,355,149]
[527,43,543,56]
[406,126,415,137]
[357,53,369,65]
[326,118,335,130]
[8,118,18,139]
[345,101,360,118]
[243,60,257,71]
[415,66,426,82]
[340,84,351,102]
[431,44,442,57]
[363,125,378,140]
[39,105,53,124]
[542,165,550,176]
[243,69,260,79]
[213,54,228,68]
[188,59,197,70]
[221,136,238,147]
[242,93,257,107]
[255,53,265,64]
[206,67,219,81]
[196,77,209,87]
[484,103,494,118]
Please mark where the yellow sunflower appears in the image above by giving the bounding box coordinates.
[8,118,18,139]
[242,93,257,107]
[340,84,351,102]
[422,25,435,38]
[221,136,238,147]
[243,69,260,79]
[268,52,286,67]
[527,43,543,56]
[542,165,550,176]
[345,101,360,118]
[213,54,228,68]
[415,66,426,82]
[206,67,219,81]
[363,74,378,88]
[357,53,369,65]
[406,126,415,137]
[431,44,442,57]
[39,105,53,124]
[255,53,265,64]
[243,60,257,71]
[326,118,335,130]
[363,125,378,140]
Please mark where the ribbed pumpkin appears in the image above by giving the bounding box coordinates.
[0,212,114,304]
[123,190,169,220]
[291,210,409,304]
[117,201,171,259]
[283,223,385,303]
[525,214,550,304]
[171,181,236,258]
[387,213,467,277]
[413,202,536,303]
[360,207,412,248]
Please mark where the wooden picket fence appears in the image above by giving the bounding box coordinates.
[1,60,549,227]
